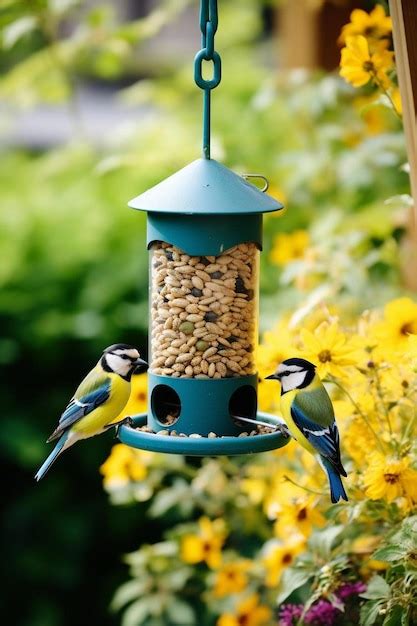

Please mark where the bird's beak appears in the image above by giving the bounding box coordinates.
[265,373,279,380]
[134,358,148,373]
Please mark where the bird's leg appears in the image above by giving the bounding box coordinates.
[113,416,135,438]
[232,415,291,437]
[275,423,292,438]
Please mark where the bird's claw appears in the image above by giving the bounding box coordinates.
[276,423,291,438]
[115,416,134,438]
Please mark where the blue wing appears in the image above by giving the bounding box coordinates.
[47,376,111,442]
[291,402,347,476]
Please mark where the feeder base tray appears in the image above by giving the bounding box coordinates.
[117,412,289,455]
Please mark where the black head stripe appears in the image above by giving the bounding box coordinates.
[104,343,136,354]
[281,357,316,371]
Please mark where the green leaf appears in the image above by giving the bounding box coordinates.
[48,0,80,15]
[308,525,344,558]
[149,480,190,517]
[277,568,312,604]
[383,605,407,626]
[2,16,37,49]
[165,599,195,625]
[121,598,151,626]
[111,579,150,611]
[360,600,385,626]
[360,575,390,600]
[373,545,405,562]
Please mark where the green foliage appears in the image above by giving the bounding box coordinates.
[0,1,413,626]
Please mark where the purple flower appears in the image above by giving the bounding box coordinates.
[305,600,339,626]
[337,581,366,600]
[279,603,303,626]
[278,586,366,626]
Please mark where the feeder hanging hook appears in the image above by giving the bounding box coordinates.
[194,0,222,159]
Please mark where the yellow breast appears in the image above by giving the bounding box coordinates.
[72,374,131,437]
[280,389,316,455]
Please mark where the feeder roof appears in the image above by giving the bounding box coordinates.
[128,158,283,215]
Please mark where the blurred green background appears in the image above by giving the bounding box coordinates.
[0,1,409,624]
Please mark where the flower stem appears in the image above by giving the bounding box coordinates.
[283,474,326,497]
[373,74,402,121]
[326,376,386,453]
[373,365,394,438]
[402,408,417,446]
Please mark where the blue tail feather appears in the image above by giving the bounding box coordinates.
[322,456,348,503]
[35,432,69,481]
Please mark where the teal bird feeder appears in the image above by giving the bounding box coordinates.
[118,0,288,455]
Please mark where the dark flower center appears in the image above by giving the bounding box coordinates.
[363,60,375,72]
[318,349,332,363]
[202,541,212,553]
[282,552,293,565]
[383,472,400,484]
[297,507,308,521]
[400,322,415,336]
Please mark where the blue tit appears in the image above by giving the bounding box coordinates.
[35,344,147,481]
[266,357,348,503]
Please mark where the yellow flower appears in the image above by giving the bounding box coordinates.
[257,319,297,411]
[340,36,394,88]
[217,594,272,626]
[100,444,151,488]
[181,517,227,569]
[240,477,268,506]
[344,415,378,466]
[374,297,417,349]
[212,560,251,597]
[352,536,389,574]
[274,496,326,539]
[390,87,402,115]
[339,6,392,47]
[363,452,417,503]
[300,321,361,379]
[270,230,309,266]
[263,536,305,587]
[264,473,302,520]
[353,95,388,136]
[257,319,296,377]
[264,184,287,219]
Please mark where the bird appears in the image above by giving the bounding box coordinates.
[35,344,147,481]
[265,357,348,503]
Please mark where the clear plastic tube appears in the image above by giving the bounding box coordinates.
[150,242,259,379]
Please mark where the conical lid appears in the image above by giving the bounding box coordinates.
[128,158,283,215]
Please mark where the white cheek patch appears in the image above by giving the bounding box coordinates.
[106,354,132,376]
[281,371,307,392]
[114,349,139,359]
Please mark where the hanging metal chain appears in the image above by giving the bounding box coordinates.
[194,0,221,159]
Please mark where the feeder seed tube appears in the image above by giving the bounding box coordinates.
[150,242,259,378]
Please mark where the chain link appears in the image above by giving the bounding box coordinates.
[194,0,221,158]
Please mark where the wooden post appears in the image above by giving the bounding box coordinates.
[278,0,320,70]
[390,0,417,207]
[390,0,417,289]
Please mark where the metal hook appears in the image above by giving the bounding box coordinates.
[242,174,269,193]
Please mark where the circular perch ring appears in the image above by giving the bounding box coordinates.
[118,412,289,455]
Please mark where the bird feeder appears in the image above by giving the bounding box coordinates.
[118,0,289,455]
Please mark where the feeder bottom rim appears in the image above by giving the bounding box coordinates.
[117,412,289,456]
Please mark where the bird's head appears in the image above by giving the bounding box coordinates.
[101,344,148,380]
[265,357,316,393]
